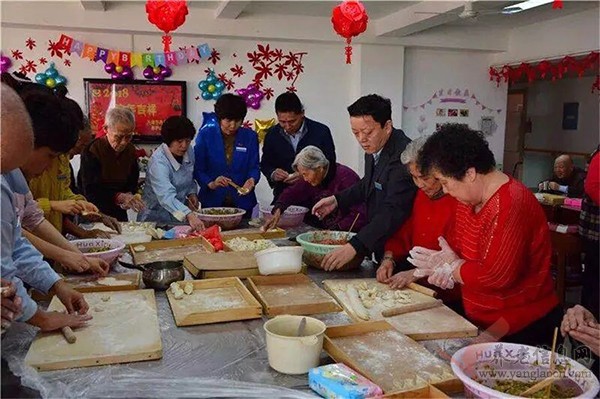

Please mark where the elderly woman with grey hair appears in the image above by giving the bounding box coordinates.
[376,135,459,297]
[80,106,145,220]
[262,145,366,231]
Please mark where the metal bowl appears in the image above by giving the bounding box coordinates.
[122,260,185,291]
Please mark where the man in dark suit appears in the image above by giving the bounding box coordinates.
[313,94,416,270]
[260,92,336,201]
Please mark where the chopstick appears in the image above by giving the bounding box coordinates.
[346,213,360,237]
[544,327,559,398]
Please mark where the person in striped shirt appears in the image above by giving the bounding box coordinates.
[409,124,561,348]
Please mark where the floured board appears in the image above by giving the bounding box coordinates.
[31,272,141,301]
[387,305,478,341]
[25,290,162,371]
[220,227,286,240]
[166,277,262,326]
[323,279,437,322]
[131,237,212,265]
[324,321,459,395]
[247,274,341,317]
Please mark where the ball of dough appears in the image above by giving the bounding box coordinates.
[184,282,193,295]
[101,295,111,302]
[172,289,184,300]
[170,282,181,293]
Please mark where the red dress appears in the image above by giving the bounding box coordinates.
[454,178,558,335]
[385,189,457,257]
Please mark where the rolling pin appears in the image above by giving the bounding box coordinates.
[381,299,443,318]
[61,326,77,344]
[407,283,437,298]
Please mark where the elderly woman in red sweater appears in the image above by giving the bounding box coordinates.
[410,124,560,348]
[262,145,366,232]
[376,136,458,289]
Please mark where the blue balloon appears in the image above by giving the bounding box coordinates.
[54,75,67,86]
[206,75,217,84]
[198,80,208,90]
[215,81,225,91]
[35,73,46,84]
[201,91,212,100]
[211,91,221,100]
[45,68,58,78]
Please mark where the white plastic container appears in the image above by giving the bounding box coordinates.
[263,315,326,375]
[451,342,600,398]
[254,246,303,275]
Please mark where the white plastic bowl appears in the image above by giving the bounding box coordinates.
[254,246,304,275]
[451,342,600,398]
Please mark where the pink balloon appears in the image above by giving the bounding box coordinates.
[0,55,12,73]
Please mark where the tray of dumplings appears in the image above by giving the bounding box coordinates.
[165,277,262,326]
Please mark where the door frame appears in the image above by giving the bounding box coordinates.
[506,88,528,178]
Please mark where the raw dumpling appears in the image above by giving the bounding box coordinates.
[184,282,194,295]
[172,289,184,300]
[170,282,181,293]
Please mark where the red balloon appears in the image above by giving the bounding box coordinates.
[146,0,188,34]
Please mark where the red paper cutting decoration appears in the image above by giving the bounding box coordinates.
[146,0,189,53]
[592,76,600,94]
[331,0,369,64]
[552,0,563,9]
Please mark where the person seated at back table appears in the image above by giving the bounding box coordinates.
[80,106,145,221]
[262,146,366,232]
[260,92,336,201]
[539,154,586,198]
[139,116,204,231]
[194,94,260,216]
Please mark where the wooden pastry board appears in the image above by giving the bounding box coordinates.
[220,227,286,240]
[322,279,437,322]
[25,290,162,371]
[183,250,307,279]
[247,274,341,317]
[166,277,262,326]
[387,305,478,341]
[131,237,213,265]
[323,321,461,395]
[30,272,142,301]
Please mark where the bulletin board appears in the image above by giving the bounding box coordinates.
[84,79,187,143]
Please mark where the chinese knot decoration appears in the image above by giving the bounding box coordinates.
[331,0,368,64]
[489,51,599,90]
[146,0,189,52]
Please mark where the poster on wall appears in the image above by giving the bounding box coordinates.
[84,79,187,143]
[562,102,579,130]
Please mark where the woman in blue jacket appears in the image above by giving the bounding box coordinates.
[194,94,260,215]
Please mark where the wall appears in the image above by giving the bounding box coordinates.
[402,48,508,163]
[520,76,598,187]
[1,26,405,206]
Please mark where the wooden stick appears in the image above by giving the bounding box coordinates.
[382,299,443,317]
[407,283,437,297]
[520,375,560,397]
[347,213,360,234]
[544,327,559,399]
[61,326,76,344]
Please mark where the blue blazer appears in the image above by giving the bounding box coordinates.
[193,125,260,214]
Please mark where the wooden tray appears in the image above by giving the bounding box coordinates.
[247,274,341,317]
[131,237,213,265]
[183,250,307,279]
[25,290,162,371]
[323,279,437,322]
[386,305,478,341]
[220,227,286,240]
[383,385,450,398]
[166,277,262,326]
[31,272,142,301]
[323,321,461,395]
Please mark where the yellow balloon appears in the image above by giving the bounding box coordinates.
[254,118,276,144]
[45,78,56,88]
[115,65,123,73]
[207,84,216,93]
[153,67,161,74]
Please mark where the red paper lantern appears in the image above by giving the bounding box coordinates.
[331,0,368,64]
[146,0,189,52]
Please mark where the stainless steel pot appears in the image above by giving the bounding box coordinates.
[123,261,185,291]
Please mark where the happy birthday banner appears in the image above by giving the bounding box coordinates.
[403,88,502,114]
[56,34,212,69]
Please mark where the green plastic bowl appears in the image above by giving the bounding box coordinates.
[295,231,362,270]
